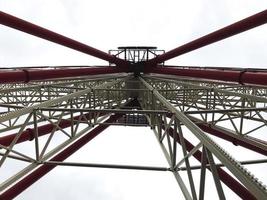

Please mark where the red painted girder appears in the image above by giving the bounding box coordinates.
[147,9,267,65]
[166,126,256,200]
[0,114,122,199]
[0,66,125,83]
[0,11,128,66]
[148,66,267,85]
[193,120,267,156]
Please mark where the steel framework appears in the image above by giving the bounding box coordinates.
[1,9,267,199]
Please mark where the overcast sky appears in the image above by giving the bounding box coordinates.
[1,1,267,68]
[1,1,267,200]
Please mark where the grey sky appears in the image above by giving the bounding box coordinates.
[1,1,267,68]
[1,1,267,199]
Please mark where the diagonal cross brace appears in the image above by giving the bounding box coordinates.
[139,76,267,199]
[0,113,123,199]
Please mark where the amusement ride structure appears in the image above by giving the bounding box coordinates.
[1,9,267,199]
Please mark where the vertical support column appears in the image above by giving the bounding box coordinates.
[33,110,40,161]
[204,147,226,200]
[198,147,207,200]
[177,121,197,200]
[150,120,193,200]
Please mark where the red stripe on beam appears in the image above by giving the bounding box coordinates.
[166,126,256,200]
[147,9,267,64]
[0,67,125,83]
[148,66,267,86]
[0,11,128,66]
[195,122,267,156]
[0,114,122,199]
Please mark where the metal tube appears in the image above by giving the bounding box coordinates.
[43,161,169,171]
[38,107,169,114]
[0,67,125,84]
[0,11,128,66]
[147,66,267,86]
[147,9,267,64]
[0,114,122,199]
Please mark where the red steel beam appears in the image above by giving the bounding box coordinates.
[0,114,122,199]
[193,121,267,156]
[0,66,126,83]
[148,66,267,86]
[147,9,267,65]
[0,11,128,66]
[166,126,256,200]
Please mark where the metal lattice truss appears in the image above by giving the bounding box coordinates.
[1,9,267,199]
